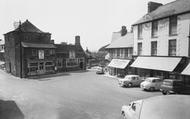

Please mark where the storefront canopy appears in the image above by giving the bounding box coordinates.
[22,42,56,48]
[130,56,182,72]
[181,63,190,75]
[108,59,130,69]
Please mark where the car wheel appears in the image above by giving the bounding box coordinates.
[162,90,167,95]
[166,91,170,95]
[149,87,155,91]
[128,83,132,87]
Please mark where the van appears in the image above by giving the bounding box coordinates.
[160,79,184,95]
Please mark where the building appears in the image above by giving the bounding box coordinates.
[55,36,86,72]
[106,26,134,76]
[0,39,5,61]
[4,20,56,78]
[131,0,190,90]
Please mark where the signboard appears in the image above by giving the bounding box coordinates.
[38,50,44,59]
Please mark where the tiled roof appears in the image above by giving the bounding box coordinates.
[106,32,134,49]
[133,0,190,25]
[14,20,46,33]
[55,44,85,54]
[21,42,56,48]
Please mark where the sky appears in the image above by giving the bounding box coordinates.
[1,0,174,51]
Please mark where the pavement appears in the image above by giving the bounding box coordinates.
[0,69,161,119]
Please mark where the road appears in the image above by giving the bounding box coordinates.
[0,69,161,119]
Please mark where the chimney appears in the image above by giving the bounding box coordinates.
[50,39,54,44]
[148,2,163,13]
[75,35,80,45]
[121,26,127,36]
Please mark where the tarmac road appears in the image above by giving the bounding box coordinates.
[0,69,161,119]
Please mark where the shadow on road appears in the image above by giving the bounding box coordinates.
[0,100,24,119]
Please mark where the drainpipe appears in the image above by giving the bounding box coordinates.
[18,21,23,78]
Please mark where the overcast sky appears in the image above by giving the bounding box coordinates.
[1,0,174,51]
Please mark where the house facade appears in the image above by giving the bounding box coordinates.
[131,0,190,90]
[106,26,134,76]
[4,20,56,78]
[55,36,86,72]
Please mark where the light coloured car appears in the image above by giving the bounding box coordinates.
[140,77,163,91]
[118,75,142,87]
[121,95,190,119]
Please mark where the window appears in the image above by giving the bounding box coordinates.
[137,43,142,55]
[69,50,75,58]
[117,49,120,57]
[151,41,157,56]
[45,49,50,56]
[138,24,143,39]
[66,58,78,67]
[168,39,176,56]
[50,49,55,55]
[32,49,37,56]
[169,16,177,36]
[152,21,158,38]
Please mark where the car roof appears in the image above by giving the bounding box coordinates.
[140,95,190,119]
[125,75,139,77]
[146,77,160,80]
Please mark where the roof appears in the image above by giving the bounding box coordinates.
[21,42,56,48]
[106,32,134,49]
[6,20,49,34]
[133,0,190,25]
[98,44,110,52]
[55,44,85,54]
[130,56,182,72]
[111,32,121,43]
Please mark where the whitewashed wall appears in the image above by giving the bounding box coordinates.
[133,12,190,57]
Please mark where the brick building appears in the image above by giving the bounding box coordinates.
[4,20,56,78]
[55,36,86,72]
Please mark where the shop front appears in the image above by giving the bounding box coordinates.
[181,63,190,94]
[107,59,131,76]
[130,56,183,79]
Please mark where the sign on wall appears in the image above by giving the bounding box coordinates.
[39,50,44,59]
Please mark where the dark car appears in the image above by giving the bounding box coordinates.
[96,68,104,75]
[160,79,184,95]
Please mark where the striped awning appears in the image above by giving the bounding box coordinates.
[181,63,190,75]
[108,59,130,69]
[130,56,182,72]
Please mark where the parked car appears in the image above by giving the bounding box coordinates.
[117,73,125,78]
[121,95,190,119]
[160,79,184,95]
[96,68,104,75]
[118,75,143,87]
[140,77,163,91]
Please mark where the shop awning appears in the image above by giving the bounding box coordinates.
[130,56,182,72]
[22,42,56,48]
[181,63,190,75]
[108,59,130,69]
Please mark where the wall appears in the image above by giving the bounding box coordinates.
[133,12,190,56]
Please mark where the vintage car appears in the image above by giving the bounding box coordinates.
[160,79,184,95]
[118,75,143,87]
[140,77,163,91]
[121,95,190,119]
[96,68,104,75]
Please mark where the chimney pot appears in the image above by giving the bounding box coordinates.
[121,26,127,36]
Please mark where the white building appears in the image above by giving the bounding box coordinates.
[133,0,190,57]
[131,0,190,92]
[106,26,134,76]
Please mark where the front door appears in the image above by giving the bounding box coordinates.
[38,62,45,74]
